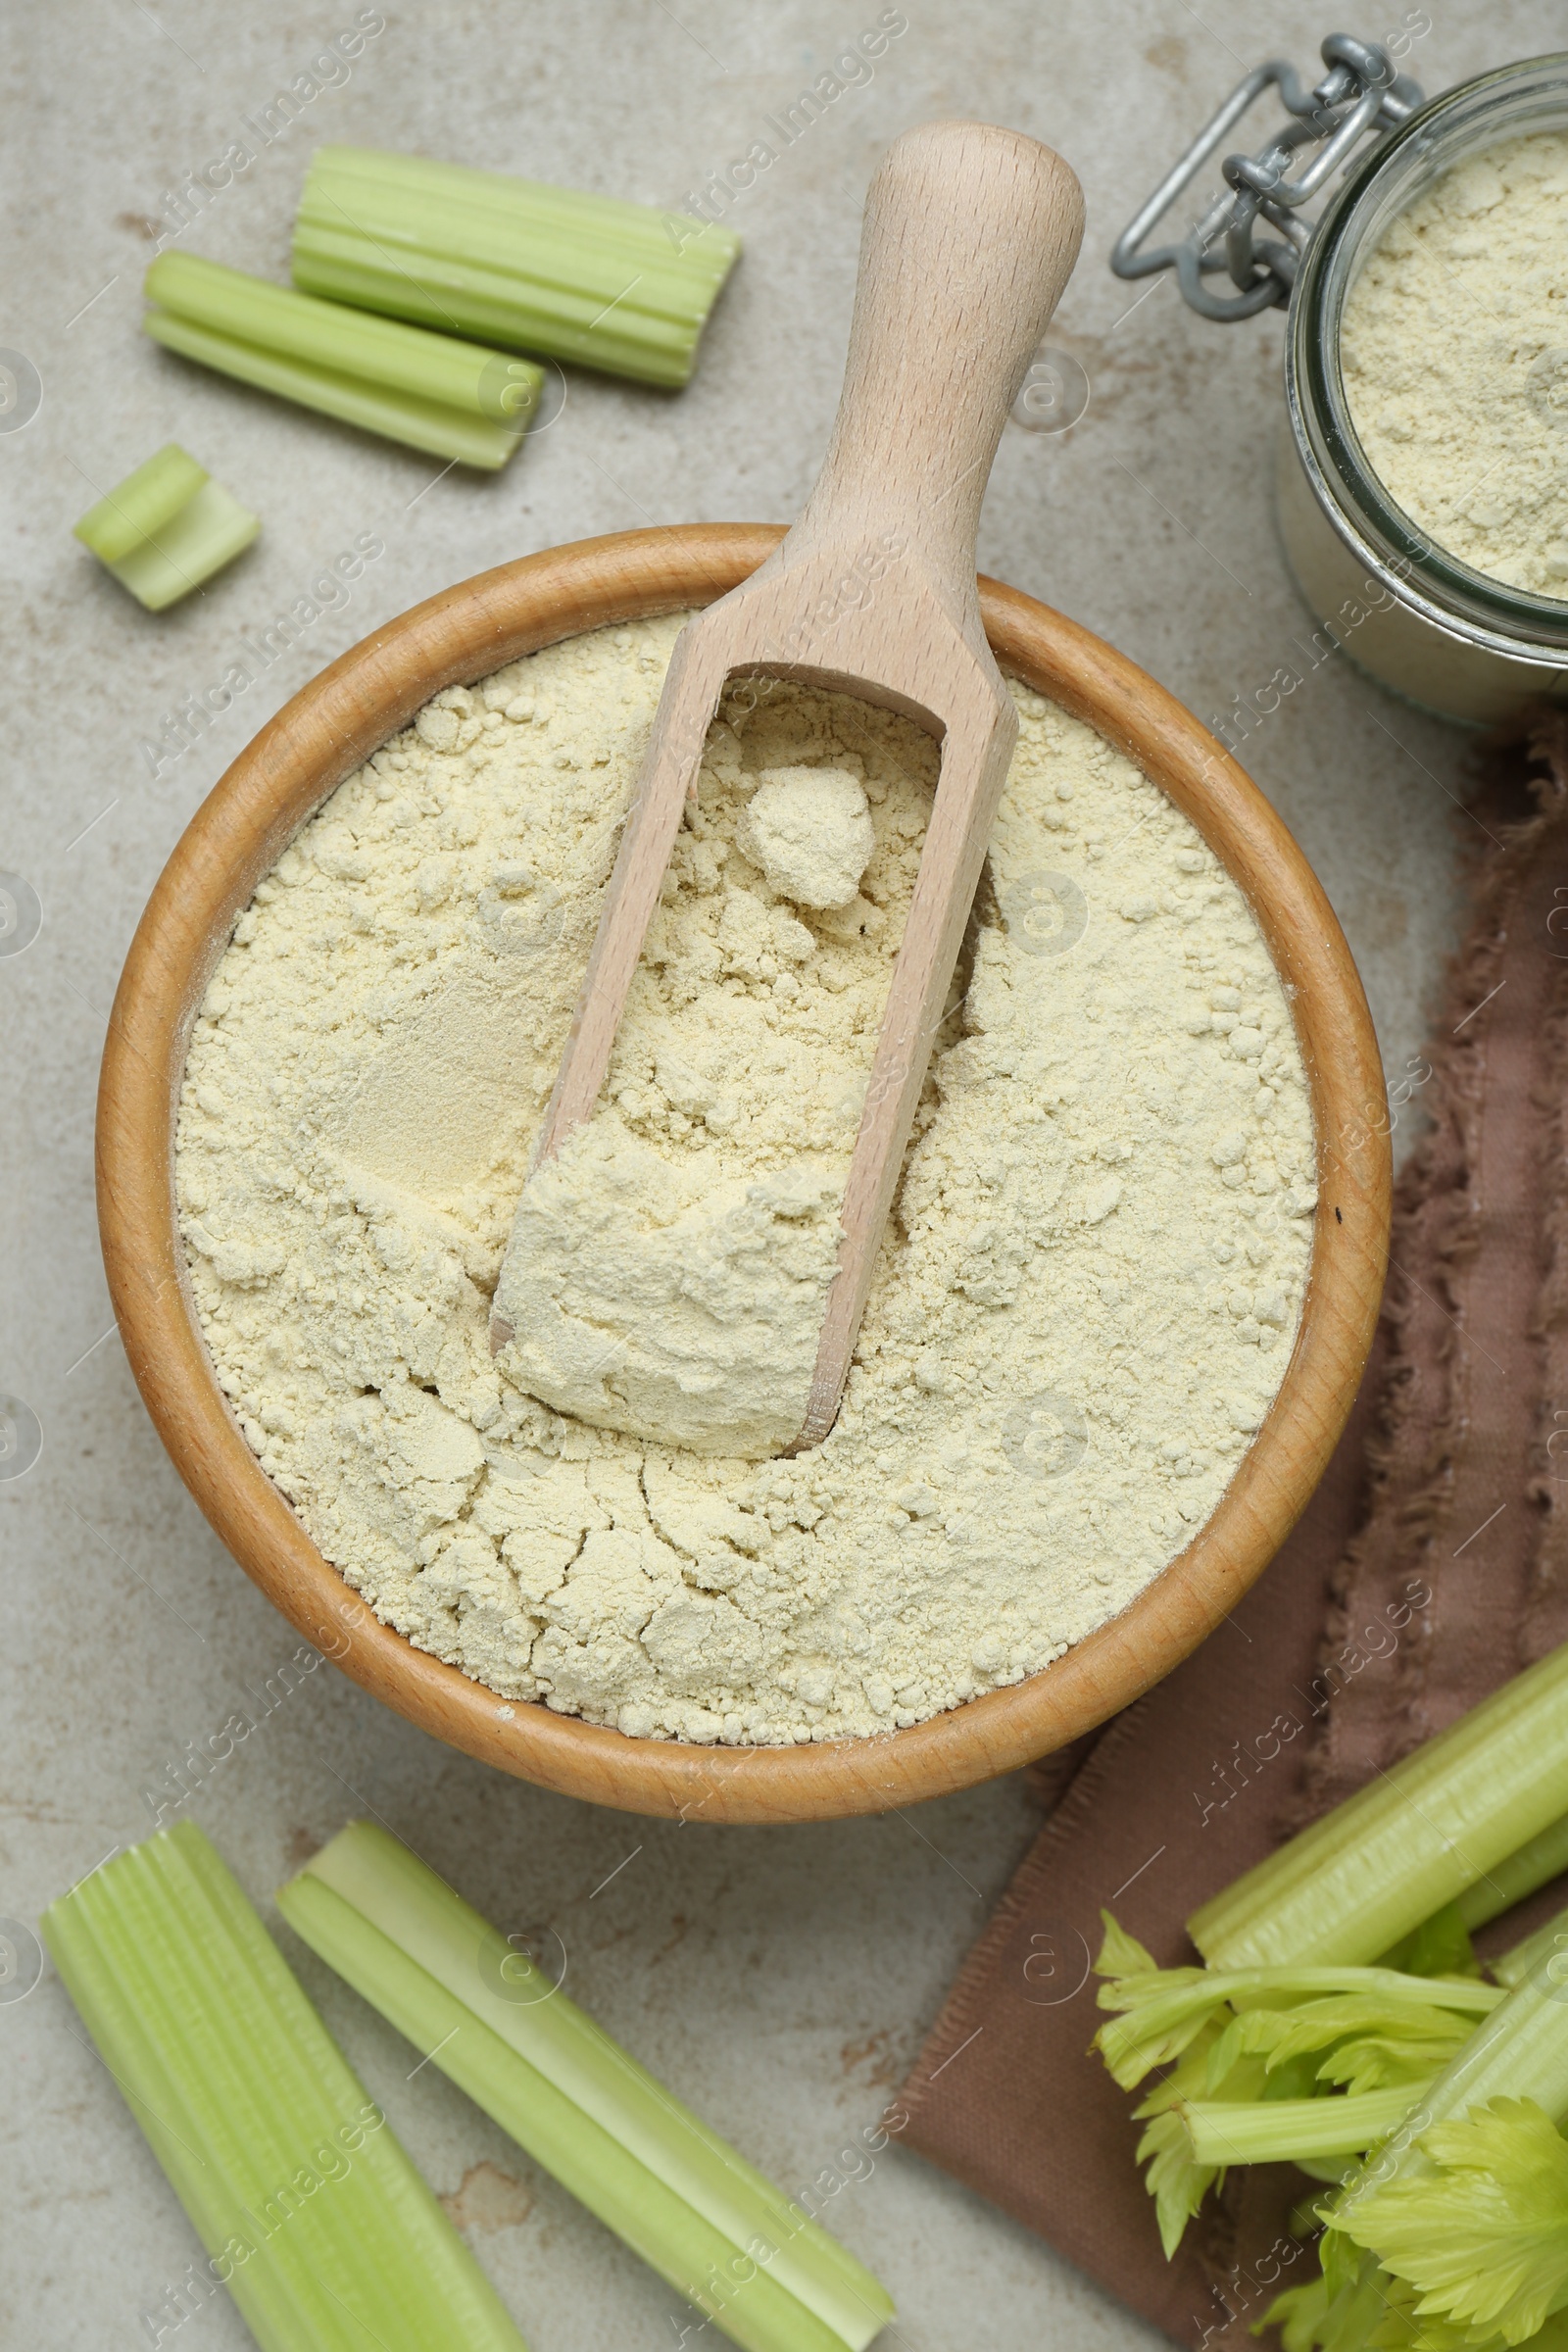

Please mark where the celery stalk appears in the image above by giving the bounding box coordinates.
[108,482,261,610]
[294,181,727,316]
[144,314,524,470]
[277,1823,893,2352]
[74,442,259,610]
[291,146,740,387]
[143,255,539,469]
[309,146,736,276]
[1178,2085,1418,2168]
[73,441,208,564]
[1266,1908,1568,2348]
[292,225,700,385]
[1189,1639,1568,1969]
[1494,1909,1568,1992]
[41,1822,529,2352]
[147,255,540,422]
[1457,1807,1568,1932]
[1349,1916,1568,2144]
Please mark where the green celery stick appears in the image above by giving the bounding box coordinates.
[292,225,706,387]
[291,145,739,386]
[277,1822,893,2352]
[1189,1639,1568,1969]
[147,253,540,423]
[109,481,261,610]
[1178,2084,1418,2168]
[294,178,726,321]
[1457,1806,1568,1931]
[41,1822,529,2352]
[310,145,737,277]
[74,441,209,564]
[1264,1906,1568,2347]
[143,311,525,469]
[74,443,259,610]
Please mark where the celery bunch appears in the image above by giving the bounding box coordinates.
[1089,1639,1568,2348]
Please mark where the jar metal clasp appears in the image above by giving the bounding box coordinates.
[1110,31,1425,320]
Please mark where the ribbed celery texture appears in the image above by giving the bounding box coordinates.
[41,1821,529,2352]
[1337,1904,1568,2236]
[277,1822,893,2352]
[143,253,540,468]
[1189,1638,1568,1968]
[1266,1907,1568,2347]
[292,146,740,387]
[1493,1907,1568,1992]
[74,442,259,610]
[1456,1806,1568,1932]
[1179,2083,1418,2168]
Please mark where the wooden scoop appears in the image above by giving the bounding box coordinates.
[492,121,1085,1450]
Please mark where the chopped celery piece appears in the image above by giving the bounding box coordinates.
[1178,2084,1418,2167]
[145,313,524,469]
[148,255,540,419]
[277,1822,893,2352]
[74,442,259,611]
[143,254,539,469]
[108,482,261,610]
[292,145,740,388]
[1189,1638,1568,1969]
[74,441,208,563]
[40,1821,529,2352]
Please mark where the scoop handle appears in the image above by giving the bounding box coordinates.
[789,121,1085,592]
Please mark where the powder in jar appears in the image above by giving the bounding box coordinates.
[1342,127,1568,596]
[175,616,1316,1746]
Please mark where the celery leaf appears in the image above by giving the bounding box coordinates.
[1340,2096,1568,2346]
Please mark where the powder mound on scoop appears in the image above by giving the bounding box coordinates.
[736,764,874,906]
[493,1113,844,1456]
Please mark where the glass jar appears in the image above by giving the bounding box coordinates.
[1280,53,1568,725]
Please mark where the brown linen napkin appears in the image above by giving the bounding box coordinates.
[900,712,1568,2349]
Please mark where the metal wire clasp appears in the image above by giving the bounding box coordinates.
[1111,31,1425,320]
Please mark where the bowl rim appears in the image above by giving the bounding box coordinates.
[96,522,1390,1824]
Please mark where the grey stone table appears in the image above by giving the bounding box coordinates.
[7,5,1557,2345]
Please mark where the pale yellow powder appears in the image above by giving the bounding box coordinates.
[1343,128,1568,596]
[175,616,1316,1745]
[494,1117,844,1456]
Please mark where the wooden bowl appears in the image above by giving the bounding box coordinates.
[98,525,1390,1824]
